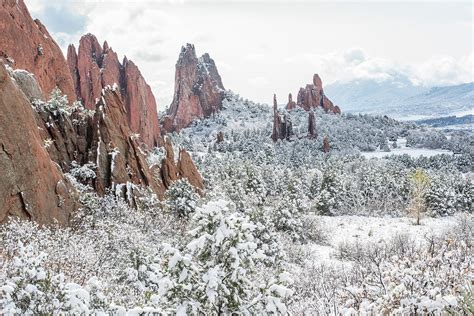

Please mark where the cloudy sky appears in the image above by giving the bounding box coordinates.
[26,0,473,109]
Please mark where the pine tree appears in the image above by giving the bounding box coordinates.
[165,179,199,218]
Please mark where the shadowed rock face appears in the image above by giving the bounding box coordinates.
[0,0,76,100]
[67,34,162,148]
[0,63,78,225]
[163,44,225,132]
[296,74,340,114]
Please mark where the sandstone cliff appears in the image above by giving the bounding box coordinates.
[0,0,76,100]
[0,63,78,225]
[0,1,204,225]
[67,34,162,147]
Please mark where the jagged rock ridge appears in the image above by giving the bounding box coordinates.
[0,1,204,225]
[67,34,162,147]
[162,43,225,132]
[0,0,76,100]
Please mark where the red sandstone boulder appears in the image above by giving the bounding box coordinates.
[67,34,162,148]
[164,44,225,132]
[0,0,76,100]
[0,63,78,225]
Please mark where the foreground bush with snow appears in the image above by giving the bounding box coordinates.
[289,218,473,314]
[0,196,293,314]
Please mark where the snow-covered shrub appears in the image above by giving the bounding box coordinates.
[69,161,96,182]
[152,200,293,314]
[0,241,107,314]
[290,226,473,315]
[165,178,200,218]
[32,88,85,117]
[316,168,342,216]
[406,129,448,149]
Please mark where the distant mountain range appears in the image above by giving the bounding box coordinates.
[325,77,473,121]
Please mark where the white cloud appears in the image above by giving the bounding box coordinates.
[248,76,269,86]
[283,49,473,87]
[414,53,474,86]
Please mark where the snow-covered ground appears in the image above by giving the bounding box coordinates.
[307,215,459,266]
[362,137,453,158]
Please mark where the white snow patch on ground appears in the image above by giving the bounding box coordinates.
[307,215,459,266]
[362,137,453,158]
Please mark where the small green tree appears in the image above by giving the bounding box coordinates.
[165,179,199,218]
[152,200,293,314]
[408,169,430,225]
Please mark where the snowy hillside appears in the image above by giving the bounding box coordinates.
[2,92,473,314]
[325,78,473,120]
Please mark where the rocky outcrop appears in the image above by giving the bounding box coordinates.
[163,44,225,132]
[67,34,162,148]
[323,136,330,153]
[271,94,293,142]
[296,74,340,114]
[159,138,204,193]
[0,63,77,225]
[0,0,76,100]
[308,110,316,139]
[286,93,297,110]
[11,69,43,101]
[0,0,205,225]
[216,131,224,143]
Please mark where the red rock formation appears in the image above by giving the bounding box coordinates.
[0,0,205,225]
[0,0,76,100]
[91,89,163,197]
[286,93,297,110]
[272,94,281,142]
[216,131,224,143]
[334,105,341,115]
[271,94,293,142]
[122,58,162,148]
[159,137,204,193]
[177,149,204,192]
[323,136,330,153]
[0,63,77,225]
[308,110,316,139]
[163,44,225,132]
[296,74,340,114]
[67,34,162,147]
